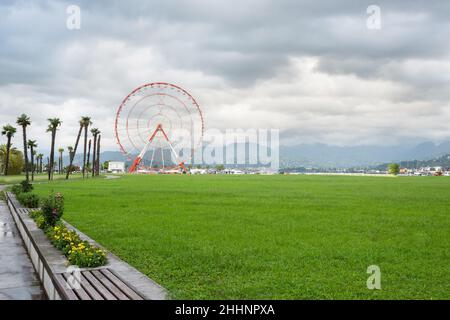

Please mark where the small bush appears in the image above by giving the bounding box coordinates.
[11,180,34,195]
[11,184,22,195]
[20,180,34,193]
[35,214,46,229]
[16,192,40,208]
[29,210,47,229]
[41,193,64,227]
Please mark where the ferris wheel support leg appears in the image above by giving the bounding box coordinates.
[158,125,189,174]
[128,156,142,173]
[128,130,157,173]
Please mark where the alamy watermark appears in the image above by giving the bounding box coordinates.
[366,5,381,30]
[366,265,381,290]
[65,266,82,290]
[66,5,81,30]
[154,128,280,171]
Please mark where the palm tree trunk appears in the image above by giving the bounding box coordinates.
[92,135,97,177]
[82,126,88,178]
[66,125,83,180]
[22,126,29,181]
[96,135,101,176]
[30,146,34,181]
[60,152,64,174]
[49,130,56,180]
[4,137,11,176]
[86,139,91,177]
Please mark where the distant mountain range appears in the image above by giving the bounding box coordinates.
[61,140,450,169]
[374,154,450,171]
[280,140,450,168]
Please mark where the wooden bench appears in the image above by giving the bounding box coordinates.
[54,268,145,300]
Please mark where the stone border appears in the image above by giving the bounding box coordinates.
[5,192,168,300]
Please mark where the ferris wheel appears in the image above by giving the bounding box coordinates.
[114,82,204,173]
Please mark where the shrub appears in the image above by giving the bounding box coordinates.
[35,214,46,229]
[29,210,47,229]
[11,180,33,195]
[41,192,64,227]
[16,192,40,208]
[11,184,23,195]
[20,180,33,193]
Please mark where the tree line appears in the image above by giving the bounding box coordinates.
[1,115,102,180]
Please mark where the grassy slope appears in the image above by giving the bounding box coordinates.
[33,175,450,299]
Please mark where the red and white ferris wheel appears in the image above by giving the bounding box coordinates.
[114,82,204,173]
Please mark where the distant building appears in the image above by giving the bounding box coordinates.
[108,161,125,173]
[190,168,208,175]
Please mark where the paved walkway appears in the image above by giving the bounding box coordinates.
[0,186,46,300]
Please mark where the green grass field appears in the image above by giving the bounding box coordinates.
[31,175,449,299]
[0,173,84,185]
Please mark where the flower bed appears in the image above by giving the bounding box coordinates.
[12,181,107,268]
[46,222,107,268]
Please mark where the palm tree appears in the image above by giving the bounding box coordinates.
[66,117,88,180]
[27,140,37,181]
[17,114,31,181]
[80,117,92,178]
[1,125,17,176]
[46,118,62,180]
[90,128,100,177]
[58,148,64,174]
[67,146,74,158]
[32,150,37,177]
[86,139,92,176]
[37,153,44,173]
[96,134,101,176]
[66,146,73,173]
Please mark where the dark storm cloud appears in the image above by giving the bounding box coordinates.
[0,0,449,148]
[2,0,449,85]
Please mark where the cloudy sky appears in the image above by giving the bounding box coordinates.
[1,0,449,153]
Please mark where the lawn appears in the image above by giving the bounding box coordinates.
[0,173,84,185]
[32,175,449,299]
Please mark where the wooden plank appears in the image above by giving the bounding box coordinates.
[19,208,29,215]
[100,269,144,300]
[91,270,130,300]
[83,271,117,300]
[54,274,79,300]
[79,273,104,300]
[62,273,92,300]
